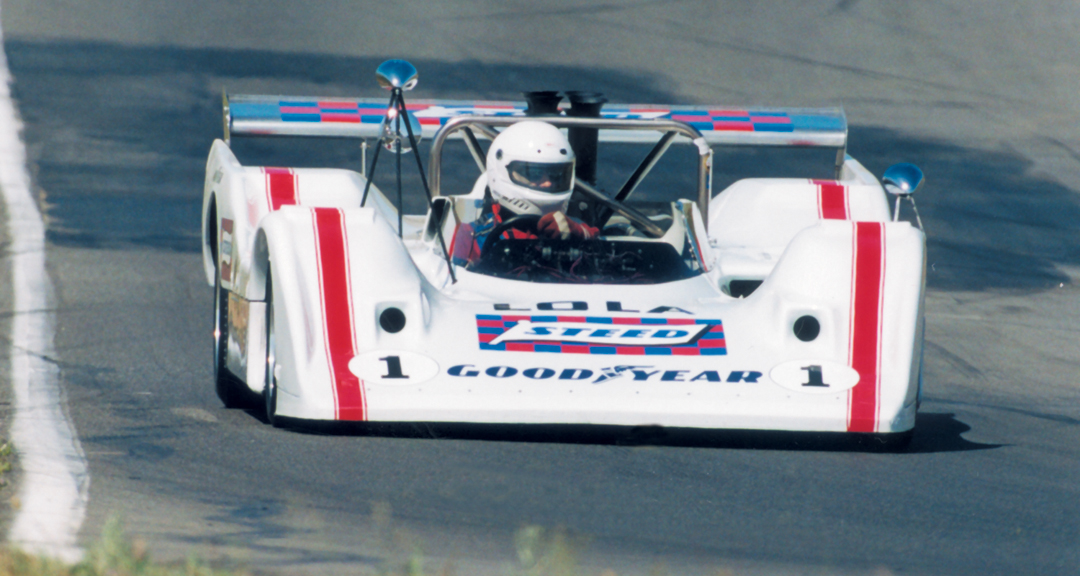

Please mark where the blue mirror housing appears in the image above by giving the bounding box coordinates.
[882,162,924,197]
[376,60,419,91]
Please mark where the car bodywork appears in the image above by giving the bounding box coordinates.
[202,90,925,439]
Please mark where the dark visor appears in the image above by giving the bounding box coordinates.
[507,161,574,192]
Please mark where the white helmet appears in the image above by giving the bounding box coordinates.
[486,121,576,216]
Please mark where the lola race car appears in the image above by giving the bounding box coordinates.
[202,60,926,443]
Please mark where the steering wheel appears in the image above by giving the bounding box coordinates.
[481,214,542,254]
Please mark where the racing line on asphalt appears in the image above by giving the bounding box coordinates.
[0,5,88,561]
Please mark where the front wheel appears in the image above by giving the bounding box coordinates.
[264,267,281,427]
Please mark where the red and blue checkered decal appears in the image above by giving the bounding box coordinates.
[476,315,726,356]
[229,100,844,134]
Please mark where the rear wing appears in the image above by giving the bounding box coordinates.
[225,94,847,149]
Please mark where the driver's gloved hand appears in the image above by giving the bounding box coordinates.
[538,211,598,240]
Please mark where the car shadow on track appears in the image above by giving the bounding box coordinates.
[245,408,997,454]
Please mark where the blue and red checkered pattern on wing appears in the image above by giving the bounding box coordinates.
[667,110,794,133]
[229,99,844,136]
[277,100,403,125]
[475,315,726,356]
[273,101,519,127]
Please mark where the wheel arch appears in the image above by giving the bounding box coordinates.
[250,227,271,302]
[203,194,219,286]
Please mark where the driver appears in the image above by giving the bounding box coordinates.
[451,121,598,265]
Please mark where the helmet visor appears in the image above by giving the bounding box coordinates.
[507,161,575,193]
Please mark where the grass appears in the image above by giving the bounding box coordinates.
[375,521,595,576]
[513,525,591,576]
[0,518,245,576]
[0,506,680,576]
[371,500,597,576]
[0,441,13,489]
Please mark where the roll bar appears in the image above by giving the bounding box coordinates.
[428,116,714,228]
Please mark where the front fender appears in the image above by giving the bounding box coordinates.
[744,220,926,432]
[259,206,428,421]
[202,139,244,287]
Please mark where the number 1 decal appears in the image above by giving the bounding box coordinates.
[801,365,828,387]
[769,360,859,394]
[379,356,409,379]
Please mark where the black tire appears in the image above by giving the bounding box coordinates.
[213,266,248,408]
[263,267,281,427]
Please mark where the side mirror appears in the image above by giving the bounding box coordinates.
[376,59,419,91]
[882,162,924,197]
[882,163,925,229]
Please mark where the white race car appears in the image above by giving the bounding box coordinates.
[203,60,926,445]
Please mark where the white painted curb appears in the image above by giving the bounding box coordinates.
[0,4,90,562]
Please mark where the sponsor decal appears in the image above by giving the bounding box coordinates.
[594,365,651,383]
[219,218,234,285]
[477,315,725,356]
[227,292,249,355]
[491,321,710,347]
[493,301,694,314]
[769,359,860,394]
[446,364,760,384]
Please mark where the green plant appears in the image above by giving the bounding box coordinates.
[514,526,588,576]
[0,441,14,489]
[0,517,246,576]
[371,501,452,576]
[0,513,646,576]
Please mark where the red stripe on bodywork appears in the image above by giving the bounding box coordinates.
[312,208,366,421]
[264,167,299,210]
[848,222,885,432]
[814,179,848,220]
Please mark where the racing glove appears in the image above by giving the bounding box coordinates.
[538,211,598,240]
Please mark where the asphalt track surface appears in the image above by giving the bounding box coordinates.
[3,1,1080,574]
